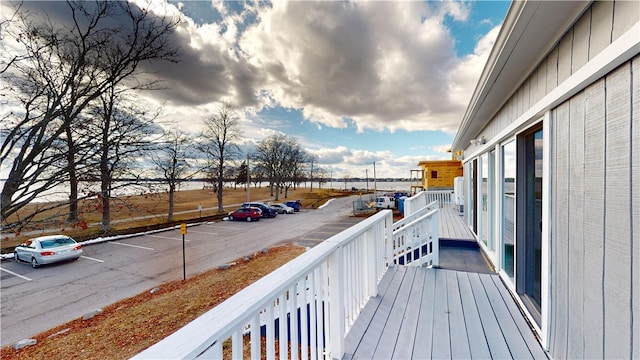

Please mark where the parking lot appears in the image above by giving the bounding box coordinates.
[0,195,363,346]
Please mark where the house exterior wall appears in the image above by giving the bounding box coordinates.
[551,59,637,359]
[453,1,639,359]
[417,160,463,190]
[471,1,639,146]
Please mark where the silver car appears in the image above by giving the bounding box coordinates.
[270,203,295,214]
[14,235,83,268]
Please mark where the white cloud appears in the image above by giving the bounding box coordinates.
[136,0,501,137]
[1,0,503,180]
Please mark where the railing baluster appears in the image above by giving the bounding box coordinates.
[309,269,317,360]
[232,329,243,359]
[318,261,329,358]
[300,275,309,360]
[279,293,288,360]
[251,315,260,360]
[266,301,275,359]
[290,283,299,360]
[327,246,345,359]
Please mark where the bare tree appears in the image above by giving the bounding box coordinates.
[282,144,308,198]
[87,87,161,230]
[315,167,328,189]
[0,1,180,227]
[152,129,192,222]
[234,161,249,190]
[196,102,242,213]
[253,134,308,201]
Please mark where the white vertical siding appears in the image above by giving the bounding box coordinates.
[572,9,591,72]
[590,2,614,58]
[546,47,559,97]
[567,90,585,358]
[613,1,640,40]
[582,78,606,358]
[557,30,573,84]
[603,62,633,360]
[631,57,640,360]
[549,58,637,360]
[551,101,570,358]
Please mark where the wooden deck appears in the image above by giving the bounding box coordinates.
[343,266,548,359]
[439,207,475,241]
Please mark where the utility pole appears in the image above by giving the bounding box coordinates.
[366,168,369,191]
[373,161,377,196]
[247,153,250,202]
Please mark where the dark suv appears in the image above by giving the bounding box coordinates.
[284,200,302,212]
[242,202,278,218]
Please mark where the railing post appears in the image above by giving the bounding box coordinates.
[327,247,345,359]
[385,211,394,268]
[432,210,440,267]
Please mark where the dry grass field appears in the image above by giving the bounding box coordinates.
[2,185,353,251]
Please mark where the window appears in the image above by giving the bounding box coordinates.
[480,152,495,252]
[431,170,438,179]
[502,140,516,282]
[467,161,476,230]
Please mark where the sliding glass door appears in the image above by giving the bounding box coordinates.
[516,125,543,324]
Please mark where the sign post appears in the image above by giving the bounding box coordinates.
[180,223,187,280]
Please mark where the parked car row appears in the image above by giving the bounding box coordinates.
[227,200,302,222]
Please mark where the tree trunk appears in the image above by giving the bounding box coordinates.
[100,179,110,231]
[168,183,175,222]
[217,163,224,213]
[217,178,224,212]
[66,127,78,222]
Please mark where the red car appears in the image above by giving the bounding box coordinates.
[228,207,262,222]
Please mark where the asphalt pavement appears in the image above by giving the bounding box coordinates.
[0,195,364,347]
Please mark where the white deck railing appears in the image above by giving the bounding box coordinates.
[134,210,393,360]
[403,190,453,217]
[134,204,440,359]
[391,200,439,267]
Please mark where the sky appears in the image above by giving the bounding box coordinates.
[1,0,511,180]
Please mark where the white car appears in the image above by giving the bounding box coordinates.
[14,235,83,268]
[270,203,295,214]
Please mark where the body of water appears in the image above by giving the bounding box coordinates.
[3,180,416,204]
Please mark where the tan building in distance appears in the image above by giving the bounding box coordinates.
[417,160,463,190]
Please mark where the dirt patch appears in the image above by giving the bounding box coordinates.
[0,244,306,359]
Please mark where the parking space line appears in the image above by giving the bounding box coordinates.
[201,224,240,230]
[146,234,190,242]
[80,255,104,263]
[110,242,154,251]
[0,267,32,281]
[183,230,217,235]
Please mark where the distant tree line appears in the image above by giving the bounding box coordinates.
[0,1,326,231]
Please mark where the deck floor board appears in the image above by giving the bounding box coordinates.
[345,267,548,359]
[439,207,475,240]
